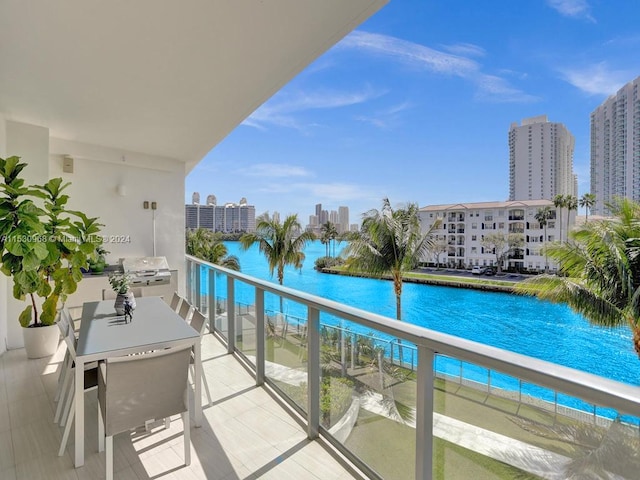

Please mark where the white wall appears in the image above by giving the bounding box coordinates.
[49,139,186,302]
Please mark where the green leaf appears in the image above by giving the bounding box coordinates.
[36,280,52,298]
[44,177,63,196]
[21,251,41,270]
[41,295,58,325]
[78,242,95,255]
[5,234,26,256]
[19,305,33,328]
[55,194,69,206]
[32,241,49,260]
[12,281,26,300]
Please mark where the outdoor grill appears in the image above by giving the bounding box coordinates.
[122,256,172,287]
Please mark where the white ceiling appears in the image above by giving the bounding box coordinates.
[0,0,387,172]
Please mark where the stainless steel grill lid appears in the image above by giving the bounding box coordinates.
[122,256,171,286]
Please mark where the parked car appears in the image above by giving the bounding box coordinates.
[471,266,486,275]
[484,267,496,276]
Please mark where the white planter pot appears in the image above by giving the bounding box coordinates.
[22,323,60,359]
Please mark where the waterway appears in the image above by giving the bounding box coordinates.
[219,240,638,389]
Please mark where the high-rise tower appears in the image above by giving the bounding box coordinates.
[590,75,640,215]
[508,115,576,201]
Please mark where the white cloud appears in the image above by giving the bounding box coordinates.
[546,0,595,22]
[561,63,629,95]
[238,163,312,178]
[355,101,412,128]
[341,31,478,76]
[474,75,539,103]
[340,31,536,103]
[440,42,486,58]
[242,87,384,131]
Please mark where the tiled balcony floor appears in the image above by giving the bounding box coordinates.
[0,332,362,480]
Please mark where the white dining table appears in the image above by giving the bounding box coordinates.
[73,296,202,467]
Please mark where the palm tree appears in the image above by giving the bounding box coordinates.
[239,213,315,287]
[565,194,578,240]
[320,228,330,257]
[320,221,338,258]
[186,228,240,270]
[553,194,566,243]
[534,206,553,271]
[579,193,596,223]
[518,198,640,358]
[342,198,438,321]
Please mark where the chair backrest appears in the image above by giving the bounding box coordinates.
[62,318,78,360]
[169,292,183,312]
[57,308,71,337]
[98,346,191,437]
[178,299,193,323]
[190,309,208,336]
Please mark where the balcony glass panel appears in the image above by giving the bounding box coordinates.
[435,355,640,479]
[320,326,417,479]
[234,288,257,358]
[265,298,309,412]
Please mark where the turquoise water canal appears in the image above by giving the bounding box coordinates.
[209,241,638,389]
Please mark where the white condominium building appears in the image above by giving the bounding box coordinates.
[509,115,577,201]
[419,200,574,272]
[185,201,256,233]
[590,75,640,215]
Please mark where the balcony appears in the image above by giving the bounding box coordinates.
[178,255,640,479]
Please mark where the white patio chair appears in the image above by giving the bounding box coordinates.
[178,298,193,324]
[97,345,192,480]
[54,307,83,418]
[53,308,72,406]
[189,309,212,407]
[169,291,183,312]
[56,318,100,456]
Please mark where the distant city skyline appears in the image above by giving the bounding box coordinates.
[186,1,640,219]
[187,194,356,232]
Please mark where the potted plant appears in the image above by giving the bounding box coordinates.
[88,246,109,274]
[108,272,136,315]
[0,156,103,358]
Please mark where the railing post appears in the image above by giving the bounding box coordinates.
[227,277,235,354]
[307,307,320,439]
[195,263,201,312]
[351,333,356,370]
[185,260,193,303]
[256,288,265,386]
[208,269,216,334]
[416,345,434,480]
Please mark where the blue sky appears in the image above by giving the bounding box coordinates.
[186,0,640,226]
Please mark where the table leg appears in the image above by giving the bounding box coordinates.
[74,357,85,467]
[194,341,202,427]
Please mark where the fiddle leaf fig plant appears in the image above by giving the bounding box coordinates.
[0,155,104,327]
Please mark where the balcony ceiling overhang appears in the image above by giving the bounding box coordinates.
[0,0,387,171]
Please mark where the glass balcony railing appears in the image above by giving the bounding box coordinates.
[186,255,640,480]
